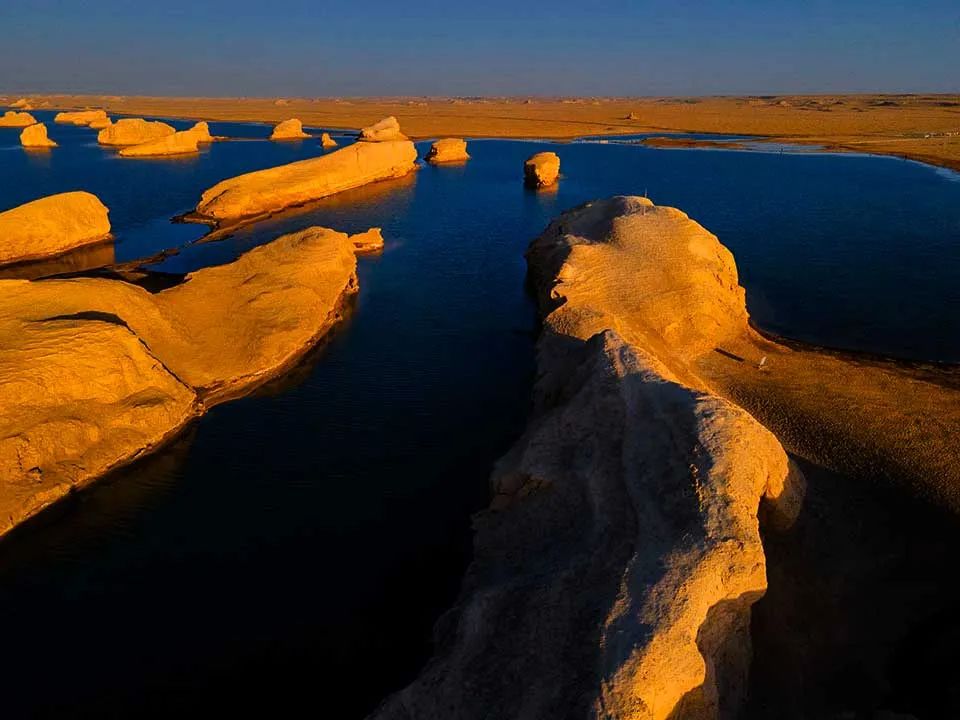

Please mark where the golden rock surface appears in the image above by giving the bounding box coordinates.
[19,123,57,148]
[359,115,408,142]
[0,191,110,266]
[320,132,338,148]
[425,138,469,164]
[54,109,108,126]
[194,139,417,222]
[97,117,176,146]
[0,225,370,537]
[87,116,113,130]
[0,111,37,128]
[119,129,200,157]
[270,118,310,140]
[524,151,560,187]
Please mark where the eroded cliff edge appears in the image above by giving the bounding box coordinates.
[371,196,806,720]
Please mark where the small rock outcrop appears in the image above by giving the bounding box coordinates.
[192,139,418,222]
[425,138,470,164]
[320,132,338,149]
[88,116,112,130]
[119,129,200,157]
[0,225,369,537]
[359,116,408,142]
[20,123,57,148]
[524,151,560,187]
[54,109,108,126]
[97,118,176,146]
[0,111,37,128]
[0,191,110,265]
[10,98,31,109]
[350,227,384,253]
[270,118,310,140]
[188,121,214,142]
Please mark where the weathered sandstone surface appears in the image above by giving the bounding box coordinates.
[188,121,214,142]
[371,196,804,720]
[192,139,417,223]
[0,111,37,128]
[0,225,376,537]
[524,151,560,187]
[425,138,470,164]
[320,132,338,148]
[88,116,113,130]
[270,118,310,140]
[0,191,110,266]
[20,123,57,148]
[350,227,384,253]
[359,115,408,142]
[97,118,176,146]
[54,109,108,126]
[119,129,200,157]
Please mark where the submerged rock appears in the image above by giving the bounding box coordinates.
[425,138,469,164]
[320,132,338,148]
[20,123,57,148]
[54,109,108,126]
[0,111,37,128]
[0,225,369,537]
[97,118,176,146]
[359,116,408,142]
[119,129,200,157]
[371,196,804,720]
[193,139,418,222]
[524,151,560,187]
[270,118,310,140]
[0,191,110,265]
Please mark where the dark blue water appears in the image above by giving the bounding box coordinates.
[1,111,959,718]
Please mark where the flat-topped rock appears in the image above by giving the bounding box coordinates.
[0,191,110,266]
[54,109,108,126]
[20,123,57,148]
[425,138,469,164]
[359,116,408,142]
[524,151,560,187]
[97,117,176,146]
[320,132,338,148]
[350,227,384,253]
[120,129,200,157]
[193,139,418,222]
[270,118,310,140]
[0,225,367,537]
[0,111,37,128]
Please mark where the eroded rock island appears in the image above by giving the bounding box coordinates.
[0,191,110,266]
[270,118,310,140]
[359,115,408,142]
[425,138,470,164]
[0,111,37,128]
[54,109,108,126]
[524,151,560,187]
[20,123,57,148]
[97,118,176,146]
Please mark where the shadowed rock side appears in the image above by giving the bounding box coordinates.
[20,123,57,148]
[0,225,377,537]
[54,109,108,126]
[0,111,37,128]
[425,138,470,164]
[97,118,176,146]
[0,191,110,266]
[191,139,418,223]
[370,196,804,720]
[524,151,560,187]
[270,118,310,140]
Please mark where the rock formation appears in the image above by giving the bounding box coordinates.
[524,151,560,187]
[19,123,57,148]
[0,111,37,128]
[350,227,384,253]
[192,139,418,223]
[119,129,200,157]
[54,109,108,126]
[0,191,110,266]
[88,116,112,130]
[320,132,338,149]
[188,121,214,142]
[10,98,31,109]
[0,225,379,537]
[359,116,408,142]
[370,196,804,720]
[425,138,470,164]
[97,118,176,146]
[270,118,310,140]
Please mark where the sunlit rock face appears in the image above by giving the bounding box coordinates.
[359,116,408,142]
[0,225,369,537]
[270,118,310,140]
[88,116,113,130]
[370,197,804,720]
[188,121,214,142]
[119,129,200,157]
[97,118,176,146]
[320,132,338,148]
[193,139,418,222]
[54,109,108,126]
[524,151,560,187]
[425,138,470,164]
[0,111,37,128]
[0,191,110,266]
[20,123,57,148]
[349,227,384,254]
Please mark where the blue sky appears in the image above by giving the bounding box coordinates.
[1,0,957,96]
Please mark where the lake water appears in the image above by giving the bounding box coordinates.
[1,111,959,718]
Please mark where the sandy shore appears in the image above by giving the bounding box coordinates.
[8,93,960,171]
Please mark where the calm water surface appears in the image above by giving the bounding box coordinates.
[0,111,959,718]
